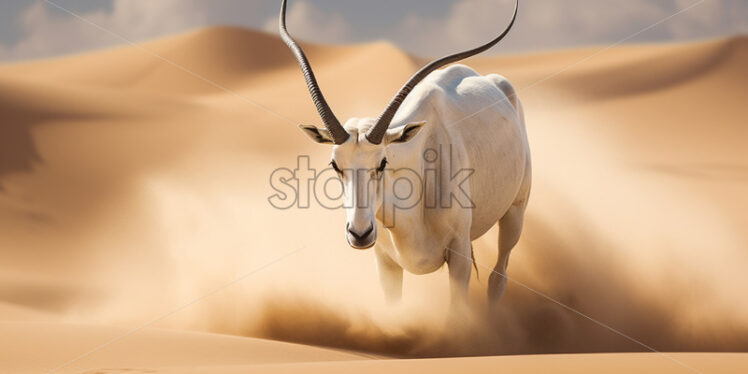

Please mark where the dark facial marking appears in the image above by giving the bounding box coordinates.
[330,160,342,174]
[376,158,388,173]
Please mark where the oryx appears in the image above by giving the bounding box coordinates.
[280,0,530,309]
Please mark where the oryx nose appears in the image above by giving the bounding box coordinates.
[347,223,374,240]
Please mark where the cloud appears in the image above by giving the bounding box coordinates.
[0,0,745,62]
[263,0,352,44]
[393,0,748,56]
[0,2,110,61]
[0,0,266,61]
[0,0,350,62]
[667,0,748,39]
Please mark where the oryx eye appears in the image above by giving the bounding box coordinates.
[376,158,388,173]
[330,160,342,174]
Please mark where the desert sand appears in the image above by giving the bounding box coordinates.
[0,27,747,373]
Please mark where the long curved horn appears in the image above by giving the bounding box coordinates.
[366,0,519,144]
[279,0,349,144]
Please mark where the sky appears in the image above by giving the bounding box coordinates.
[0,0,746,62]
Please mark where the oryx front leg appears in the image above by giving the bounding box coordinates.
[375,247,403,304]
[447,238,472,310]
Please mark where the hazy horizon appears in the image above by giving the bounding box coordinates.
[0,0,746,62]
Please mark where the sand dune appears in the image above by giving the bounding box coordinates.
[0,27,746,372]
[166,353,748,374]
[0,321,365,374]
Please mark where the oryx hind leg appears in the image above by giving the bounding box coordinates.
[488,200,527,309]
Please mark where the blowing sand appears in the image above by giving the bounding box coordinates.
[0,27,746,373]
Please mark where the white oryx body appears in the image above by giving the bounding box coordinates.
[336,65,531,306]
[280,0,528,309]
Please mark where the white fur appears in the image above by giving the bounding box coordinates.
[303,64,531,309]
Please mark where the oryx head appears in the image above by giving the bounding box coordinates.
[279,0,518,249]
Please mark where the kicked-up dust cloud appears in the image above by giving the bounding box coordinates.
[251,214,748,357]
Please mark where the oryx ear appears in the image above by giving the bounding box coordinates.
[299,124,335,144]
[384,121,426,144]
